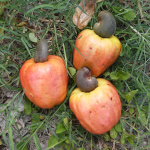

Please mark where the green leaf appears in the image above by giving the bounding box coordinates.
[117,71,130,80]
[32,113,40,123]
[29,32,38,43]
[68,67,76,77]
[47,137,67,149]
[129,108,135,114]
[138,110,147,126]
[126,134,135,146]
[63,117,69,129]
[110,71,119,80]
[30,113,45,133]
[65,138,71,144]
[125,90,138,103]
[123,9,136,21]
[120,132,128,144]
[110,127,118,139]
[65,144,72,150]
[78,148,86,150]
[110,71,130,81]
[112,6,124,14]
[48,135,59,148]
[57,132,66,140]
[103,71,110,77]
[114,122,123,133]
[24,98,32,115]
[55,122,67,134]
[103,133,110,141]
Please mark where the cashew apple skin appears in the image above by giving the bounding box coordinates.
[73,29,121,77]
[20,55,68,109]
[69,78,122,134]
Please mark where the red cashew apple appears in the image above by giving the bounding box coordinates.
[69,67,122,134]
[19,39,68,109]
[73,11,121,77]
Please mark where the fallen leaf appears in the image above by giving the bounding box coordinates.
[73,0,97,29]
[29,32,38,43]
[17,21,27,27]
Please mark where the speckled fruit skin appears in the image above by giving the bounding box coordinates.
[69,78,122,134]
[73,29,121,77]
[19,55,68,109]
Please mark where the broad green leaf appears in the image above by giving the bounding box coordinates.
[32,113,40,122]
[24,98,32,115]
[47,138,67,149]
[103,71,110,77]
[65,139,71,144]
[123,9,136,21]
[110,127,118,139]
[129,108,135,114]
[0,140,2,145]
[110,71,119,80]
[48,135,59,148]
[138,110,147,126]
[112,6,123,14]
[103,133,110,141]
[55,122,67,134]
[57,132,66,140]
[126,134,135,146]
[110,71,130,81]
[30,113,45,133]
[114,122,123,133]
[63,117,69,129]
[125,90,138,103]
[68,67,76,77]
[78,148,86,150]
[29,32,38,43]
[120,132,128,144]
[65,144,72,150]
[117,71,130,80]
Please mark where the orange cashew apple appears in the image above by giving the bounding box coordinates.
[19,39,68,109]
[69,67,122,134]
[73,11,121,77]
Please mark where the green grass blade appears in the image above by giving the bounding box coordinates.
[33,133,42,150]
[8,126,15,150]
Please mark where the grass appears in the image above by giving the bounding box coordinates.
[0,0,150,149]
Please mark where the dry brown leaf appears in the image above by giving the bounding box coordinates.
[73,0,97,29]
[17,21,27,27]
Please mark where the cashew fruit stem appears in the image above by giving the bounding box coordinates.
[34,39,48,63]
